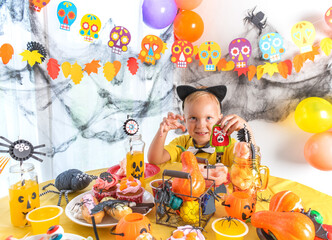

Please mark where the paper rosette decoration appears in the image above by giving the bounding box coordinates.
[57,1,77,31]
[171,40,194,68]
[198,41,221,71]
[79,14,101,42]
[108,26,131,55]
[138,35,167,65]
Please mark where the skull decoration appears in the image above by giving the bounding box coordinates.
[291,21,316,54]
[108,26,131,55]
[171,40,194,68]
[229,38,252,70]
[57,1,77,31]
[325,7,332,28]
[30,0,50,12]
[79,14,101,43]
[138,35,166,65]
[259,32,285,62]
[210,125,231,153]
[198,41,221,71]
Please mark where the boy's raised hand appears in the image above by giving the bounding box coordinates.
[159,112,186,136]
[218,114,247,136]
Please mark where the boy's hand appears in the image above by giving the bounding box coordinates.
[159,112,186,136]
[218,114,247,136]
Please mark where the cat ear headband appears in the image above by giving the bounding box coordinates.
[176,85,227,109]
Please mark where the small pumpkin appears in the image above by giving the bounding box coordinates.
[269,190,303,212]
[114,213,151,240]
[223,191,256,221]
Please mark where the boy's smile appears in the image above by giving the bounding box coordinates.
[184,94,221,146]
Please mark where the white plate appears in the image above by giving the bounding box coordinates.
[65,190,154,228]
[26,233,86,240]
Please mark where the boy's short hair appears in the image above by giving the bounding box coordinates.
[176,85,227,111]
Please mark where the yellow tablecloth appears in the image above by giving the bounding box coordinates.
[1,162,332,240]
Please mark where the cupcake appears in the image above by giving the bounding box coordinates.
[93,172,119,201]
[116,176,144,203]
[167,225,205,240]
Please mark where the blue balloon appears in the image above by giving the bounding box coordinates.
[142,0,178,29]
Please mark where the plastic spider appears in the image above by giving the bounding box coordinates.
[257,194,271,203]
[244,7,267,35]
[155,179,173,221]
[0,136,46,162]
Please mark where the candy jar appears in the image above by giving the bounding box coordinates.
[230,143,269,201]
[125,134,145,186]
[8,162,40,227]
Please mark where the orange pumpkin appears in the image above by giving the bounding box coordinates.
[114,213,151,240]
[223,191,256,221]
[269,190,303,212]
[172,150,205,201]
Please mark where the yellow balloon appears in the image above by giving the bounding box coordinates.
[295,97,332,133]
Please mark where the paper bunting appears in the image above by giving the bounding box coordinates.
[127,57,139,75]
[30,0,50,12]
[103,62,116,81]
[171,40,194,68]
[229,38,254,77]
[57,1,77,31]
[138,35,167,65]
[84,59,101,75]
[108,26,131,55]
[61,61,71,78]
[79,14,101,42]
[320,38,332,56]
[113,61,121,75]
[71,62,84,84]
[47,58,60,80]
[259,32,285,63]
[20,42,47,67]
[293,46,319,73]
[277,60,292,79]
[291,21,316,54]
[198,41,221,71]
[0,43,14,64]
[216,58,235,71]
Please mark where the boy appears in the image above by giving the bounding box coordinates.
[148,85,255,166]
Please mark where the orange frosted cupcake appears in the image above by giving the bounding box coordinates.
[93,172,119,201]
[116,176,144,203]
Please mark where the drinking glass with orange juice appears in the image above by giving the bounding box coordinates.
[8,162,40,227]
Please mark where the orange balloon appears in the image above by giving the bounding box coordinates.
[175,0,202,10]
[173,10,204,43]
[304,131,332,171]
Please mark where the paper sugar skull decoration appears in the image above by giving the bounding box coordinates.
[171,40,194,68]
[57,1,77,31]
[291,21,316,54]
[30,0,50,12]
[325,7,332,28]
[79,14,101,42]
[229,38,252,70]
[210,124,231,163]
[198,41,221,71]
[138,35,167,65]
[259,32,285,62]
[108,26,131,55]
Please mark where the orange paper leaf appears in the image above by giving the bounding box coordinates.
[47,58,60,80]
[216,58,227,71]
[61,62,71,78]
[84,59,101,75]
[127,57,139,75]
[71,62,84,84]
[103,62,115,81]
[277,62,288,79]
[283,59,292,75]
[248,65,257,81]
[113,61,121,76]
[293,54,304,73]
[0,43,14,64]
[256,65,264,80]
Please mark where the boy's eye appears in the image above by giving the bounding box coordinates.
[190,117,196,121]
[207,116,213,120]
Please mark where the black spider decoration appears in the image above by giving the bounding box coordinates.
[301,208,329,240]
[0,136,46,162]
[257,194,271,203]
[27,41,47,62]
[237,124,256,159]
[243,7,267,35]
[155,179,173,222]
[40,169,97,206]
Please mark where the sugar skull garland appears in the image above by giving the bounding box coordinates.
[57,1,77,31]
[30,0,50,12]
[108,26,131,55]
[229,38,253,76]
[138,35,167,65]
[259,33,285,63]
[198,41,221,71]
[79,14,101,43]
[171,40,194,68]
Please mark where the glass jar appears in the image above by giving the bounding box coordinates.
[230,147,269,201]
[125,134,145,185]
[8,162,40,227]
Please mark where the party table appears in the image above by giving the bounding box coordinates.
[1,162,332,240]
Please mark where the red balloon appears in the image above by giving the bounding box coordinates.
[173,10,204,43]
[304,131,332,171]
[175,0,202,10]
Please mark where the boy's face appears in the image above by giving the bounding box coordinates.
[184,95,221,146]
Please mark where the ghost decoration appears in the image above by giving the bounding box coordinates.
[138,35,167,65]
[108,26,131,55]
[259,32,285,63]
[198,41,221,71]
[57,1,77,31]
[171,40,194,68]
[291,21,316,54]
[79,14,101,43]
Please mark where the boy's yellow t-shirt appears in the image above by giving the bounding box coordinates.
[164,135,236,166]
